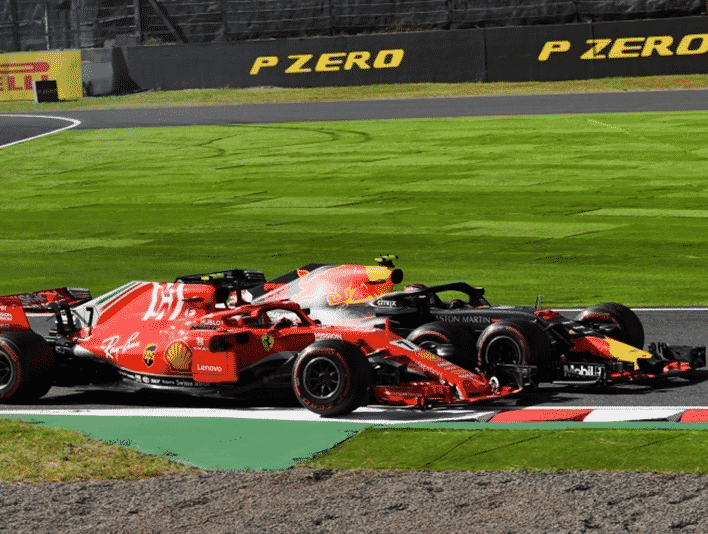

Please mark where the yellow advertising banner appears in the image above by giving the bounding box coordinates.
[0,50,83,102]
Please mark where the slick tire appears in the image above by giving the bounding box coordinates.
[477,319,552,373]
[407,322,476,369]
[292,340,371,417]
[575,302,644,349]
[0,331,55,403]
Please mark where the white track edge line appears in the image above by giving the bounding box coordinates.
[0,114,81,149]
[3,406,708,421]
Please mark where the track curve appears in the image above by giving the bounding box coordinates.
[2,88,708,134]
[0,114,80,148]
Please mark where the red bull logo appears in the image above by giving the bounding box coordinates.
[257,264,403,308]
[318,265,400,306]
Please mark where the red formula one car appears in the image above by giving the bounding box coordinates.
[0,270,519,416]
[251,257,705,390]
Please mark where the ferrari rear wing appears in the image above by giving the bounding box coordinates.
[0,287,92,311]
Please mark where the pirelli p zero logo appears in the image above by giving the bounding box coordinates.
[0,50,82,101]
[538,33,708,61]
[250,49,405,75]
[0,62,50,91]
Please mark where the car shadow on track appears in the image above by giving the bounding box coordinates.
[490,369,708,408]
[5,370,708,413]
[1,386,301,411]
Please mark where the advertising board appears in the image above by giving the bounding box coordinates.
[0,50,82,101]
[125,30,487,90]
[115,16,708,91]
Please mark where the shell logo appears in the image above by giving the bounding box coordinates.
[166,342,192,371]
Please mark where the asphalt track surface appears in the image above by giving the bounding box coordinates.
[2,88,708,136]
[1,89,708,414]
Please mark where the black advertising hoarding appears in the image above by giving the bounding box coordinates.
[245,30,487,87]
[125,30,486,90]
[586,17,708,79]
[126,44,252,91]
[123,16,708,91]
[486,16,708,82]
[485,23,594,82]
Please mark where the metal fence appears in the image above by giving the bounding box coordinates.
[1,0,706,52]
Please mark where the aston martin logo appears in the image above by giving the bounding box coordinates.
[261,334,274,351]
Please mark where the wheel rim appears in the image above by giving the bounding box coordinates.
[302,356,341,401]
[416,335,458,361]
[0,350,15,390]
[485,335,522,367]
[419,340,442,355]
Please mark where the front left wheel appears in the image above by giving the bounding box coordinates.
[576,302,644,349]
[292,340,371,417]
[407,322,475,369]
[476,319,552,386]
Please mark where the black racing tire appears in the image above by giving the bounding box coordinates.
[477,319,552,373]
[0,331,55,403]
[406,321,476,369]
[575,302,644,349]
[292,340,371,417]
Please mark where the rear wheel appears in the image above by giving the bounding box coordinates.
[407,322,475,369]
[576,302,644,349]
[292,340,371,417]
[0,332,55,403]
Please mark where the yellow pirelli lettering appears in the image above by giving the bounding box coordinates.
[608,37,645,58]
[676,34,708,55]
[580,38,612,60]
[315,52,347,72]
[344,51,371,70]
[285,54,313,74]
[641,36,674,57]
[249,56,278,75]
[537,40,571,61]
[372,49,404,69]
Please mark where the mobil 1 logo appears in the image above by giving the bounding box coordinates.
[561,363,606,381]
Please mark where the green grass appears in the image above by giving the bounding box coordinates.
[303,427,708,473]
[2,111,707,305]
[0,74,706,113]
[7,417,708,480]
[0,418,199,482]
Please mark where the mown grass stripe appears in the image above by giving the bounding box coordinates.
[2,112,708,306]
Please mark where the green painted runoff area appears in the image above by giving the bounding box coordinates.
[3,414,708,472]
[2,112,708,307]
[0,414,367,470]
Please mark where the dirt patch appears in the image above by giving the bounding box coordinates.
[3,468,708,533]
